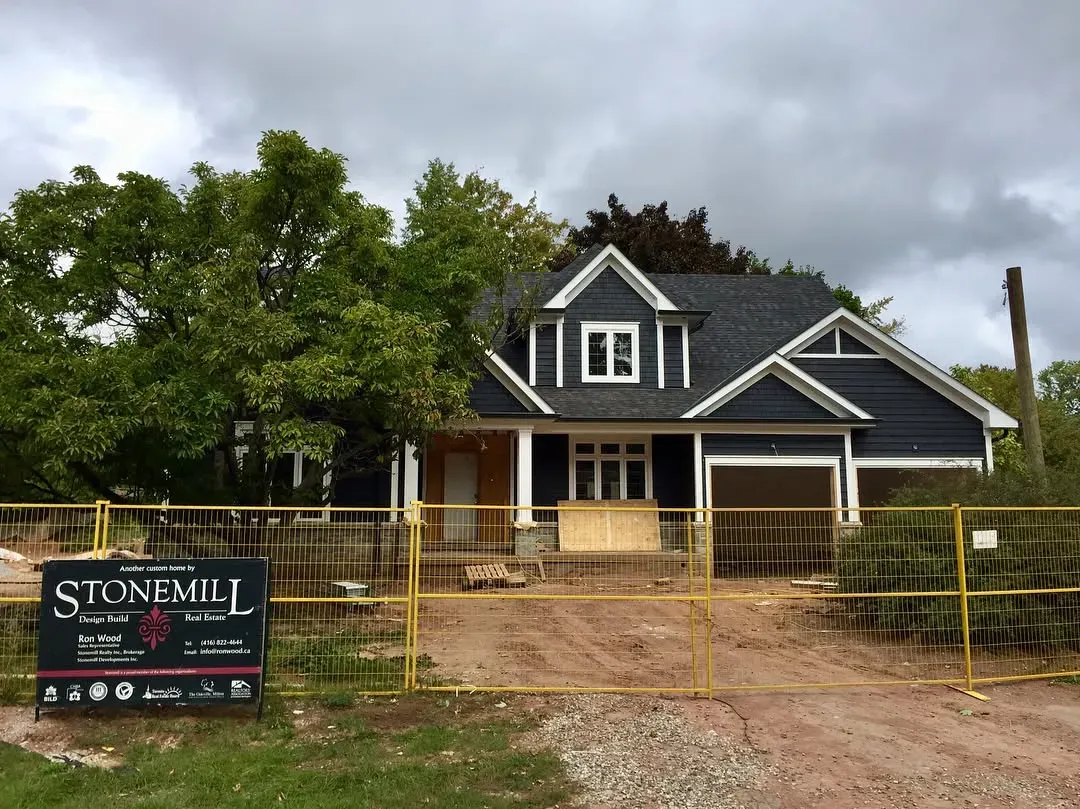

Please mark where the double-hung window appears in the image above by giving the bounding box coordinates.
[573,441,649,501]
[581,322,639,383]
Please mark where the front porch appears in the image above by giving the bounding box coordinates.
[399,427,706,555]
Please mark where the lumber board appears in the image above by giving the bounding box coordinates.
[556,500,661,552]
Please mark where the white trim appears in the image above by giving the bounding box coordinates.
[778,308,1018,430]
[580,321,640,384]
[568,436,652,501]
[516,428,533,522]
[851,457,984,469]
[528,322,537,387]
[794,354,888,360]
[834,327,841,354]
[456,418,859,435]
[543,243,679,311]
[843,430,859,523]
[693,432,704,515]
[484,350,555,414]
[984,429,995,474]
[390,452,400,509]
[682,323,690,388]
[704,455,843,510]
[681,354,874,420]
[555,316,564,388]
[656,319,665,389]
[403,441,420,507]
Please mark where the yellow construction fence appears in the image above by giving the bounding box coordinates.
[1,501,1078,699]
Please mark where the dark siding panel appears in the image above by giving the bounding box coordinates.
[532,434,569,506]
[663,325,683,387]
[497,335,528,379]
[839,329,878,355]
[535,325,556,386]
[794,359,985,457]
[333,466,391,508]
[468,368,529,415]
[652,434,694,508]
[563,266,657,388]
[802,331,837,354]
[707,375,836,420]
[702,433,847,506]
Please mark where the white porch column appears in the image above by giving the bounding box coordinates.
[516,428,533,523]
[693,432,704,518]
[403,441,420,509]
[843,431,860,524]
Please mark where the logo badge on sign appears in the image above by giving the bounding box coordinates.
[66,685,82,702]
[115,682,134,700]
[89,682,108,701]
[137,604,173,650]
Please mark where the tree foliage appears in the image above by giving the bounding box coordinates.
[950,362,1080,475]
[0,131,565,509]
[555,193,903,334]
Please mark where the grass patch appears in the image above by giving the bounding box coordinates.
[270,630,433,692]
[0,695,572,809]
[1056,675,1080,685]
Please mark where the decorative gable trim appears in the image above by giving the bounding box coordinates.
[681,355,874,420]
[542,243,679,311]
[778,309,1019,430]
[485,350,555,414]
[794,327,885,359]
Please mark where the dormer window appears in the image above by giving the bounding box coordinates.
[581,322,639,383]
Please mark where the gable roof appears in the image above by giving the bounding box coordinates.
[542,244,679,311]
[682,355,875,420]
[777,308,1018,430]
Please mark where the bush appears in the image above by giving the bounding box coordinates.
[837,469,1080,650]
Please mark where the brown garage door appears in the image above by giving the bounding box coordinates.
[857,467,979,520]
[710,465,837,575]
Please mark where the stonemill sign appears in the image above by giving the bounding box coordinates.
[36,557,270,715]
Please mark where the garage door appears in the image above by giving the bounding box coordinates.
[710,465,837,574]
[856,467,979,521]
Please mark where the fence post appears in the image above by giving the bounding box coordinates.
[703,508,714,699]
[92,500,111,560]
[686,514,699,693]
[407,500,423,691]
[951,503,979,696]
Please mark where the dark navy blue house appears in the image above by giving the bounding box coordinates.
[385,243,1016,543]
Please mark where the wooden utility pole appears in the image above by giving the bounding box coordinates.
[1004,266,1046,482]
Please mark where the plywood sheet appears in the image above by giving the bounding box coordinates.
[556,500,661,552]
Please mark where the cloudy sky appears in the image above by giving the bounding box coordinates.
[2,0,1077,371]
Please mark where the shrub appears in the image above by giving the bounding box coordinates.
[837,469,1080,650]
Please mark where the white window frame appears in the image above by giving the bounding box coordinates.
[569,437,652,501]
[234,422,332,522]
[580,322,640,383]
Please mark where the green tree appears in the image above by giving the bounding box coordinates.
[556,194,903,334]
[1038,360,1080,416]
[950,363,1080,475]
[0,131,565,512]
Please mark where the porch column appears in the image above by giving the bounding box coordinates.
[403,440,420,509]
[693,432,704,518]
[516,427,533,523]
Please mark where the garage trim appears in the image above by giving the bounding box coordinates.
[704,455,843,510]
[852,457,983,469]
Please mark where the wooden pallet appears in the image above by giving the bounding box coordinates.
[462,563,511,590]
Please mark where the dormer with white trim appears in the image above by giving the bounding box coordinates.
[525,244,702,390]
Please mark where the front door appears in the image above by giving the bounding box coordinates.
[443,451,479,542]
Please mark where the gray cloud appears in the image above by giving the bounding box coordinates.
[1,0,1078,368]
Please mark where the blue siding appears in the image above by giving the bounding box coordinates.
[802,331,836,354]
[532,434,569,506]
[663,325,683,387]
[563,267,657,387]
[702,433,847,505]
[498,335,528,379]
[794,358,985,457]
[839,329,877,355]
[535,325,556,386]
[706,375,836,420]
[652,434,694,508]
[467,368,529,415]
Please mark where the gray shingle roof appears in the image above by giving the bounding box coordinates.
[478,247,842,420]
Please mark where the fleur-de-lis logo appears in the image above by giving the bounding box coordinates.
[138,605,172,650]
